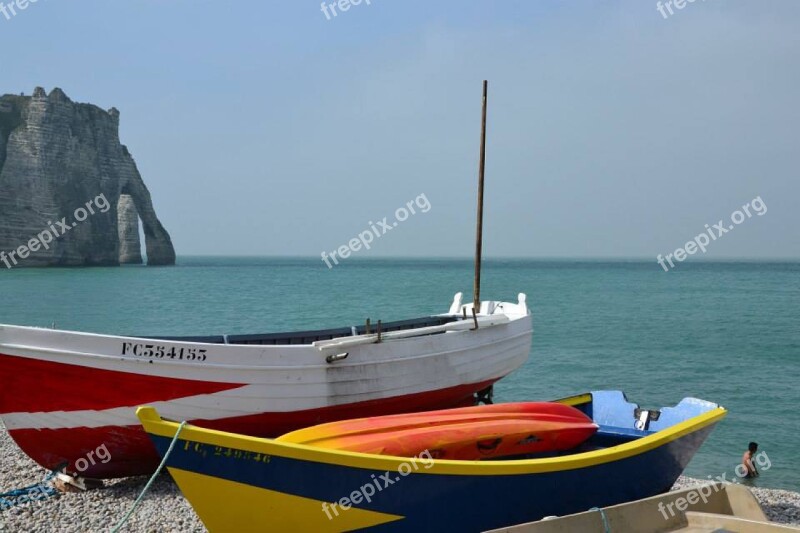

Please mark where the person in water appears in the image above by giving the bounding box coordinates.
[742,442,760,478]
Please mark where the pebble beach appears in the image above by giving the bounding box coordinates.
[0,421,201,533]
[2,422,798,532]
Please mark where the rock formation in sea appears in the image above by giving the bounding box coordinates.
[117,194,143,264]
[0,87,175,267]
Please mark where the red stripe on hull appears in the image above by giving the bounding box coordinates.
[0,353,243,413]
[7,379,495,478]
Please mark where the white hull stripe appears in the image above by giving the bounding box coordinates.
[1,376,495,431]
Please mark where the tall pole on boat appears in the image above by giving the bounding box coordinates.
[473,80,488,312]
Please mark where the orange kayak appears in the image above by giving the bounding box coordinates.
[277,402,598,461]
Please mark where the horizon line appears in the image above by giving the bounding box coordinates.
[169,255,800,262]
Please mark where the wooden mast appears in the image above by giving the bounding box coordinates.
[473,80,488,312]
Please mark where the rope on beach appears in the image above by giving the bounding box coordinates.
[0,471,59,509]
[111,421,187,533]
[589,506,611,532]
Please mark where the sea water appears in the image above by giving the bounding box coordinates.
[1,258,797,490]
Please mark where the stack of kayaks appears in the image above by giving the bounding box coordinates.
[277,402,599,460]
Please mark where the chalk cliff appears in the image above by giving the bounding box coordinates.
[0,87,175,267]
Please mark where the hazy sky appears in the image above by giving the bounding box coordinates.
[1,1,798,259]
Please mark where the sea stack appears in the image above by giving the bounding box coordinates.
[0,87,175,267]
[117,194,143,264]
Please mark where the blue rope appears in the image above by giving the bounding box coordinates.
[111,421,187,533]
[589,506,611,533]
[0,471,59,510]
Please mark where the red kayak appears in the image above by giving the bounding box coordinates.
[277,402,598,460]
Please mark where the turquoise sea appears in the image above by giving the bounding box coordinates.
[1,258,798,491]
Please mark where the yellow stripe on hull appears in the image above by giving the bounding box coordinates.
[167,467,404,532]
[138,402,726,476]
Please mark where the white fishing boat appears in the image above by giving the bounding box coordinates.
[0,292,532,478]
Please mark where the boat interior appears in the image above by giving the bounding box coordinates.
[518,391,716,461]
[141,315,462,346]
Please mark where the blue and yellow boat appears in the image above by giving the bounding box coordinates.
[137,391,726,532]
